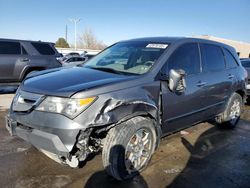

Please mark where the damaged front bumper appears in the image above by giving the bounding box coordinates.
[6,115,69,156]
[6,110,89,167]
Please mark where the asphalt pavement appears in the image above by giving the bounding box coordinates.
[0,94,250,188]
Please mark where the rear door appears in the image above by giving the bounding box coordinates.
[30,42,61,69]
[0,41,27,82]
[161,43,207,134]
[199,43,232,118]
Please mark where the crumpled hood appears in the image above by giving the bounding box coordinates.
[21,67,135,97]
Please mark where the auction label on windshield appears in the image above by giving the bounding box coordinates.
[146,44,168,49]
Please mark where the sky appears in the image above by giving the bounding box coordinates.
[0,0,249,46]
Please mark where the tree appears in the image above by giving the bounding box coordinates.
[55,38,70,48]
[77,28,107,50]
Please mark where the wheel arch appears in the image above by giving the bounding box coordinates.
[235,89,246,102]
[20,66,45,81]
[89,101,162,149]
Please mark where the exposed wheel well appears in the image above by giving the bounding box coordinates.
[88,113,161,153]
[235,90,245,101]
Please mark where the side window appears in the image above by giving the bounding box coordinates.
[0,41,21,55]
[241,60,250,68]
[21,46,28,55]
[167,43,200,75]
[67,58,73,62]
[223,49,238,68]
[31,42,55,55]
[200,44,225,72]
[76,57,83,61]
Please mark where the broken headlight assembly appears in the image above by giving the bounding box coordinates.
[36,96,96,118]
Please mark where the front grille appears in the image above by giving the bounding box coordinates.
[12,90,44,112]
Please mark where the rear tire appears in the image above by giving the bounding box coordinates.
[216,93,243,128]
[102,116,157,180]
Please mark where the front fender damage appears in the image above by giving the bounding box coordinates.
[67,86,161,167]
[93,98,158,126]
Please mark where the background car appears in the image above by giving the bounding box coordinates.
[61,56,87,67]
[83,53,95,60]
[0,38,62,83]
[64,52,80,57]
[240,58,250,98]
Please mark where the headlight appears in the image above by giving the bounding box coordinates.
[36,96,96,118]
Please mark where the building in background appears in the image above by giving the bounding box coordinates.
[196,35,250,58]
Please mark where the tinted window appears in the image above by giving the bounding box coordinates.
[200,44,225,72]
[21,46,28,55]
[67,58,73,62]
[86,54,94,59]
[31,42,55,55]
[241,60,250,68]
[76,57,85,61]
[167,43,200,75]
[223,49,238,68]
[0,41,21,54]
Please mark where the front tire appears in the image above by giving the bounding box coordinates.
[216,93,243,128]
[102,116,157,180]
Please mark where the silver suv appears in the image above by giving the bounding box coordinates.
[0,38,62,83]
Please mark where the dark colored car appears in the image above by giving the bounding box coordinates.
[83,54,96,60]
[0,38,62,83]
[64,52,80,57]
[60,56,87,67]
[6,37,247,180]
[240,58,250,96]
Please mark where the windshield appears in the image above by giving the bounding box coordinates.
[241,60,250,68]
[83,41,168,75]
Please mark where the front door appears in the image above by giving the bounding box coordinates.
[161,43,207,134]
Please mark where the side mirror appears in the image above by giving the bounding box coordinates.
[168,69,186,93]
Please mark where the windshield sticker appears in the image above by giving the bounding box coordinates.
[146,44,168,49]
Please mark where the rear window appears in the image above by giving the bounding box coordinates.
[200,44,225,72]
[0,41,21,54]
[21,46,28,55]
[223,49,238,68]
[31,42,55,55]
[241,60,250,68]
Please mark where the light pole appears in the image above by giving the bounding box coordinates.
[69,18,81,50]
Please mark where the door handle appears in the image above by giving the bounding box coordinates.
[228,74,235,79]
[196,81,206,87]
[20,58,30,62]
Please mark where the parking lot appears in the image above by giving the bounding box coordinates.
[0,93,249,188]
